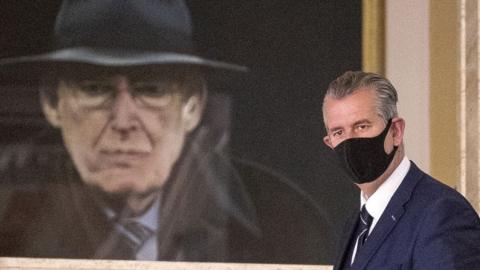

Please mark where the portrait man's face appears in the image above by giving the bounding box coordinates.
[41,69,205,195]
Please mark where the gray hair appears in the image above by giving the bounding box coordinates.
[323,71,398,125]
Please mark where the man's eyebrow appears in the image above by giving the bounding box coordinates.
[327,119,372,133]
[327,126,343,133]
[352,119,372,126]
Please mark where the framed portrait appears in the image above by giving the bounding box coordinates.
[0,0,363,267]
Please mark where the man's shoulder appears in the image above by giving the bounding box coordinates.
[0,140,62,220]
[0,170,59,257]
[408,162,473,207]
[0,134,73,255]
[0,140,67,220]
[360,162,480,269]
[0,131,67,182]
[399,162,479,230]
[395,162,480,269]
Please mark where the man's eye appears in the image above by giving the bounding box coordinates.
[77,81,113,96]
[356,124,369,131]
[133,81,174,108]
[332,130,343,137]
[133,82,171,97]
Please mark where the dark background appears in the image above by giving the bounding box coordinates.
[191,0,361,233]
[0,0,360,247]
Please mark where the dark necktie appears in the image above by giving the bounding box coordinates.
[351,205,373,264]
[95,220,154,260]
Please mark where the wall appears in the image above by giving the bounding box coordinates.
[385,0,430,173]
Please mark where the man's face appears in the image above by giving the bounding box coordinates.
[322,87,394,150]
[42,71,204,195]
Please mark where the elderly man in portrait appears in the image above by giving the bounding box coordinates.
[0,0,334,264]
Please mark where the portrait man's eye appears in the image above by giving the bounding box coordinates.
[133,81,174,108]
[77,81,114,96]
[69,80,115,108]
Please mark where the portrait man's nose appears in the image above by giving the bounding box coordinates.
[109,78,143,136]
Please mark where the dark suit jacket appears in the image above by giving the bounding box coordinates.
[334,162,480,270]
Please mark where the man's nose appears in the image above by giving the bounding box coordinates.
[109,78,140,133]
[345,130,354,140]
[335,130,354,147]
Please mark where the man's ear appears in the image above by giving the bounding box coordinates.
[391,117,405,146]
[182,92,207,133]
[323,135,333,149]
[40,92,61,128]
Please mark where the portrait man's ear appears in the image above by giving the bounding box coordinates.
[182,92,207,133]
[40,91,62,128]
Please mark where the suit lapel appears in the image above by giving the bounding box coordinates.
[352,162,424,270]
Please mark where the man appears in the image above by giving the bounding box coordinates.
[0,0,334,264]
[322,71,480,269]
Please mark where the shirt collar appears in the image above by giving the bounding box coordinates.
[104,194,161,232]
[361,156,410,228]
[133,196,160,232]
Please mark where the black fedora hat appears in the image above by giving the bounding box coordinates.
[0,0,247,80]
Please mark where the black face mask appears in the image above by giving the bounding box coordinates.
[333,119,397,184]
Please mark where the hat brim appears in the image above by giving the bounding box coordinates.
[0,47,247,84]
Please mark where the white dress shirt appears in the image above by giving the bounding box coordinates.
[351,156,411,264]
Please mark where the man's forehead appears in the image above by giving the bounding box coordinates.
[323,89,378,127]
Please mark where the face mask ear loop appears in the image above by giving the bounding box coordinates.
[380,118,393,139]
[383,118,398,156]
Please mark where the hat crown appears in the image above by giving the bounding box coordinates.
[54,0,193,53]
[0,0,247,77]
